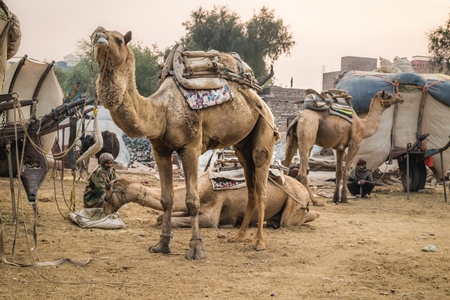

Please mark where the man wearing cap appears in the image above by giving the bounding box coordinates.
[347,158,374,199]
[83,152,117,208]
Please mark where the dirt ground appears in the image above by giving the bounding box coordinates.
[1,165,450,300]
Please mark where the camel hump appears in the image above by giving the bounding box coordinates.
[160,44,261,91]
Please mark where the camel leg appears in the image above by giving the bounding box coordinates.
[341,141,360,203]
[334,150,346,204]
[232,124,272,251]
[180,148,207,260]
[148,150,173,254]
[157,211,220,228]
[229,146,257,243]
[298,144,324,206]
[296,118,324,207]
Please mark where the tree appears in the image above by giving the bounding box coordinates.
[182,6,244,53]
[131,43,162,97]
[181,5,295,80]
[427,13,450,74]
[56,55,98,99]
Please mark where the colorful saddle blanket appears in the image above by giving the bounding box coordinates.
[174,75,234,110]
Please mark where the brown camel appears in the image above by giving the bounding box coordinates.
[91,27,280,260]
[284,90,403,204]
[104,172,320,228]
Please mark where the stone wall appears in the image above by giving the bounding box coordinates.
[322,56,377,90]
[341,56,377,73]
[261,86,305,133]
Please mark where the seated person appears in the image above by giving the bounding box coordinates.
[347,158,374,198]
[83,152,117,208]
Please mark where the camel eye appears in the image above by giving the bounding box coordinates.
[114,37,123,46]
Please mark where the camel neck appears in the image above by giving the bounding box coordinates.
[360,98,385,138]
[97,57,166,139]
[121,182,187,212]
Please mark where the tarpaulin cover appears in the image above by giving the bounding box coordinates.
[335,71,450,114]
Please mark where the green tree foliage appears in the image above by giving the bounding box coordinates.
[427,13,450,74]
[182,6,245,53]
[181,5,295,79]
[55,55,98,100]
[131,43,162,97]
[55,40,162,100]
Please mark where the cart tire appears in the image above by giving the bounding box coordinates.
[401,162,420,192]
[417,161,427,190]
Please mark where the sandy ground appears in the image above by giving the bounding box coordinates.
[1,165,450,300]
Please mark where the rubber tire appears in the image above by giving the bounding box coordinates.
[417,161,427,190]
[401,162,420,192]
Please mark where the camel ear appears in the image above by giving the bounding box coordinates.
[124,31,132,45]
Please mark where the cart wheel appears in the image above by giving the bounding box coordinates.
[401,162,420,192]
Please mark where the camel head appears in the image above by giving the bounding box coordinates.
[103,178,130,215]
[91,26,134,109]
[376,90,404,110]
[91,26,133,68]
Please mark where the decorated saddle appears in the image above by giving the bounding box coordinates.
[159,44,262,110]
[303,89,354,123]
[206,149,286,191]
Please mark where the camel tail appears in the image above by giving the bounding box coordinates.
[274,127,281,141]
[284,118,299,168]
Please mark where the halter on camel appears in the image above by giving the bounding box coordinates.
[105,180,148,211]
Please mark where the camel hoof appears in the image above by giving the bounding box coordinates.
[185,239,207,260]
[339,200,350,204]
[253,240,266,251]
[149,243,171,254]
[228,232,246,243]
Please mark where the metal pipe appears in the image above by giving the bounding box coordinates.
[440,152,447,203]
[406,144,410,200]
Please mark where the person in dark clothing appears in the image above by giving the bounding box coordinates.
[347,158,374,198]
[83,152,116,208]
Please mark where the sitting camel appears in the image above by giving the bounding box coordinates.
[284,90,403,204]
[104,172,320,228]
[91,27,280,260]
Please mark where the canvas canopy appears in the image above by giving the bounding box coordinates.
[3,58,64,155]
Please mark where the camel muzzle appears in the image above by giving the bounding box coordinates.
[91,27,108,46]
[96,36,108,46]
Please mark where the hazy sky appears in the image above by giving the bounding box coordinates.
[6,0,450,90]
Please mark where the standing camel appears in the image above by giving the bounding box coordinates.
[284,90,403,204]
[91,26,280,260]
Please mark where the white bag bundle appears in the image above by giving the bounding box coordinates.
[393,56,415,73]
[377,57,402,73]
[69,208,126,229]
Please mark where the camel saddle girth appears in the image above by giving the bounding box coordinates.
[158,44,262,92]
